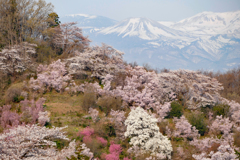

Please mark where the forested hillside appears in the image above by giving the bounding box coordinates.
[0,0,240,160]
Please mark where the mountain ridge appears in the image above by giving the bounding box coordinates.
[60,11,240,71]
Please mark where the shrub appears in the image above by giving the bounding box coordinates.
[5,83,23,103]
[97,96,122,116]
[167,101,183,118]
[212,104,230,118]
[82,86,97,112]
[234,131,240,148]
[187,111,208,136]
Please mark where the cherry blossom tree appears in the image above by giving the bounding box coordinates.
[29,59,71,92]
[0,125,76,159]
[20,98,45,124]
[109,109,126,139]
[192,145,237,160]
[208,115,234,136]
[0,105,20,128]
[0,42,37,75]
[173,116,200,140]
[158,70,224,109]
[66,43,125,79]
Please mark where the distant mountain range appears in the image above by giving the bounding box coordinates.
[60,11,240,71]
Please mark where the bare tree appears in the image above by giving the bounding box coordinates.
[53,22,90,55]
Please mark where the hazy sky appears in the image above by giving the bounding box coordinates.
[45,0,240,22]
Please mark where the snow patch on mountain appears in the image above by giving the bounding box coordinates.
[158,21,175,27]
[67,14,97,19]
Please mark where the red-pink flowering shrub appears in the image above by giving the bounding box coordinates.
[96,136,107,146]
[78,127,94,137]
[105,143,122,160]
[78,127,94,143]
[83,136,92,144]
[123,157,132,160]
[105,153,119,160]
[109,143,122,155]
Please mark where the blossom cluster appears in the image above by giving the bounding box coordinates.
[0,42,37,74]
[124,107,173,159]
[0,125,76,159]
[29,59,71,92]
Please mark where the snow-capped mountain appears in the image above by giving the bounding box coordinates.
[99,17,190,40]
[61,11,240,71]
[170,11,240,37]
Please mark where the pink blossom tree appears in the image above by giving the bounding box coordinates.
[173,116,200,140]
[0,105,20,128]
[29,59,71,92]
[20,98,45,124]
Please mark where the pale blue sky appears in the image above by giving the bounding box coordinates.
[45,0,240,21]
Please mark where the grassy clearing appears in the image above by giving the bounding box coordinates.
[43,92,91,139]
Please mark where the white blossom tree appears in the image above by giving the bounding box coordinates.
[124,107,172,159]
[0,125,76,159]
[66,44,125,79]
[0,42,37,75]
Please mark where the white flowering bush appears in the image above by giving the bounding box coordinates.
[124,107,172,159]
